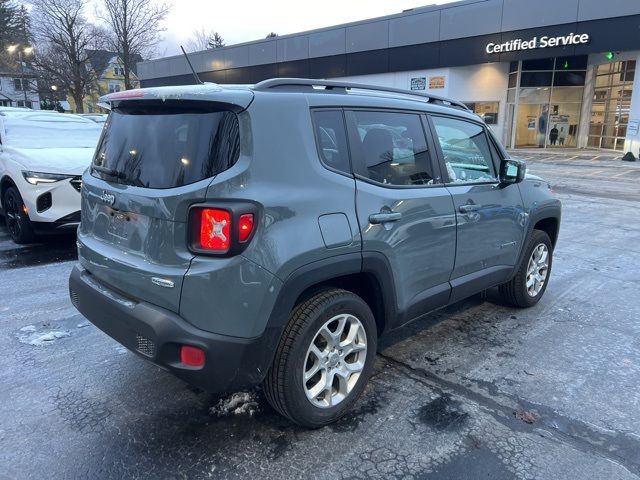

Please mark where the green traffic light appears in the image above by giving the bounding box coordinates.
[605,51,615,61]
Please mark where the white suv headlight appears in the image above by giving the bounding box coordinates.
[22,171,75,185]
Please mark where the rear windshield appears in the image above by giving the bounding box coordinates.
[91,103,240,189]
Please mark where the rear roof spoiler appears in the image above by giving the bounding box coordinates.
[98,84,255,111]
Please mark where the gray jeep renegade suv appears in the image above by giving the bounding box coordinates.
[69,78,560,427]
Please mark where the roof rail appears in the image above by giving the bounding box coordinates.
[253,78,471,111]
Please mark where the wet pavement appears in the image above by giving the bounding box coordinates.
[1,156,639,479]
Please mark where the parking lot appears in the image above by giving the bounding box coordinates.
[1,153,639,479]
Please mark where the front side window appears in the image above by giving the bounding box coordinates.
[92,102,240,189]
[312,110,350,174]
[431,116,497,184]
[349,110,435,186]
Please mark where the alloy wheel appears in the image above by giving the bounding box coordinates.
[303,313,367,408]
[4,191,22,239]
[526,243,549,297]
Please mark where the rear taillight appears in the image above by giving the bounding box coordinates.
[238,213,254,242]
[189,203,258,256]
[199,208,231,252]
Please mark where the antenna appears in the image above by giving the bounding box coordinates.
[180,45,203,85]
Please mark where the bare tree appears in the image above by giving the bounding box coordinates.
[186,28,225,52]
[31,0,99,113]
[99,0,170,90]
[186,27,210,52]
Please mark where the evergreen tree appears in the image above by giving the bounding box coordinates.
[0,0,20,48]
[14,5,31,45]
[208,32,225,49]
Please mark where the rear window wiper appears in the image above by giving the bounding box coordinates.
[92,164,126,180]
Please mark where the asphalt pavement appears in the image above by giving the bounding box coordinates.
[1,155,639,479]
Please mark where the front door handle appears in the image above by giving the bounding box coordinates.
[459,204,481,213]
[369,212,402,224]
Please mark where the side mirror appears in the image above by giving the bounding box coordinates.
[499,158,525,186]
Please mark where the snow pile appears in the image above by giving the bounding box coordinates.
[210,391,259,418]
[17,324,71,346]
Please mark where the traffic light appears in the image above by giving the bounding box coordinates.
[605,51,615,61]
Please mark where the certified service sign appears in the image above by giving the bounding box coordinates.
[486,33,590,54]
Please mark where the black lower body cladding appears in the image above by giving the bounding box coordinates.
[68,265,275,393]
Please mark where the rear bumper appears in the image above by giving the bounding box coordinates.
[69,265,273,393]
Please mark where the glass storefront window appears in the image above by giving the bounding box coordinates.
[522,58,554,71]
[514,104,548,147]
[588,61,635,151]
[555,56,588,70]
[510,55,588,149]
[588,123,603,136]
[551,87,584,103]
[587,135,601,148]
[464,101,499,125]
[520,71,553,87]
[518,87,551,104]
[553,71,586,86]
[547,103,581,147]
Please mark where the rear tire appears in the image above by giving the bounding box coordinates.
[263,288,377,428]
[3,186,35,244]
[499,229,552,308]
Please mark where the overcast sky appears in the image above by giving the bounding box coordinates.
[157,0,458,57]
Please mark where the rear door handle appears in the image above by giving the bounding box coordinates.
[369,212,402,224]
[458,204,480,213]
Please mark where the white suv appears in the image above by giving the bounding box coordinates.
[0,111,103,243]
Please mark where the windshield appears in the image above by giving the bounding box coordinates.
[3,115,102,149]
[91,103,240,189]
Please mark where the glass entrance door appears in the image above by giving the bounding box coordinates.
[515,103,548,148]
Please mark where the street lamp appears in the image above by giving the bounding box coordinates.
[6,44,33,107]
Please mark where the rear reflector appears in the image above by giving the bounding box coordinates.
[199,208,231,252]
[180,345,205,367]
[238,213,254,242]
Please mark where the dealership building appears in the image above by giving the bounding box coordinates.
[137,0,640,153]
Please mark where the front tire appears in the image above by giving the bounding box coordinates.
[499,229,553,308]
[263,288,377,428]
[3,186,35,244]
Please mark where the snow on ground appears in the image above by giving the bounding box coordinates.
[16,324,72,346]
[210,392,260,417]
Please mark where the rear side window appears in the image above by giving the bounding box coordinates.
[312,110,350,174]
[348,110,436,186]
[92,103,240,189]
